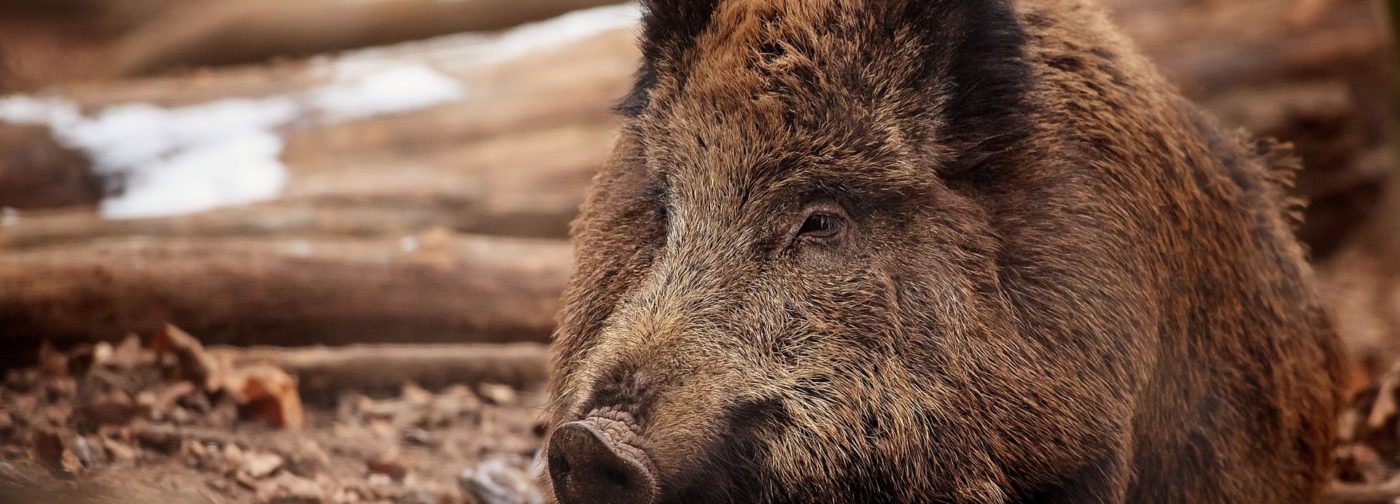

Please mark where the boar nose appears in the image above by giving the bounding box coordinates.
[548,420,658,504]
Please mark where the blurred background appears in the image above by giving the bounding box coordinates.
[0,0,1399,502]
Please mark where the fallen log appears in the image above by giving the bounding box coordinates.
[107,0,630,77]
[1,203,462,250]
[214,343,550,400]
[0,121,616,249]
[0,0,165,23]
[0,233,571,366]
[1110,0,1387,96]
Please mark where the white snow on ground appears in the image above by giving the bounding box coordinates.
[86,99,298,218]
[0,96,81,125]
[309,62,464,123]
[0,64,463,219]
[469,3,642,64]
[330,3,642,70]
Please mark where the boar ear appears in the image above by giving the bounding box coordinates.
[638,0,719,51]
[617,0,720,117]
[899,0,1034,178]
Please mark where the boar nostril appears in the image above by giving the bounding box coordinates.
[548,420,658,504]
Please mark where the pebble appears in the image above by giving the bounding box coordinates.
[460,454,542,504]
[244,451,285,479]
[103,438,139,462]
[72,436,96,468]
[367,456,408,482]
[257,473,323,504]
[477,384,517,406]
[401,428,436,447]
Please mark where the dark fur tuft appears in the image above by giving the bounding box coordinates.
[618,0,720,117]
[924,1,1035,179]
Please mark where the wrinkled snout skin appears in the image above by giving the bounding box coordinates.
[545,0,1342,503]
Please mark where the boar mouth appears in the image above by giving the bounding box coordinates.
[662,397,789,503]
[548,411,659,504]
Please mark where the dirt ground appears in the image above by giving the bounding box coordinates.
[7,329,1400,503]
[0,331,548,504]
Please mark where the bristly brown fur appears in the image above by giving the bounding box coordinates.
[549,0,1342,502]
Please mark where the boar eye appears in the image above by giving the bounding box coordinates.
[799,214,841,238]
[793,202,848,244]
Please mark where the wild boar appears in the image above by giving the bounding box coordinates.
[544,0,1343,502]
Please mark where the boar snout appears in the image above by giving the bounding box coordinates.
[548,418,658,504]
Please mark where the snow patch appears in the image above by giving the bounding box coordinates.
[101,126,290,219]
[328,3,641,70]
[310,63,463,122]
[0,64,463,219]
[0,97,80,125]
[473,3,642,64]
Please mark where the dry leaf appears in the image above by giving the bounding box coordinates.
[152,324,222,393]
[224,364,306,430]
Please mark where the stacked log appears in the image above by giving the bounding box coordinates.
[2,0,1388,245]
[0,0,1395,366]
